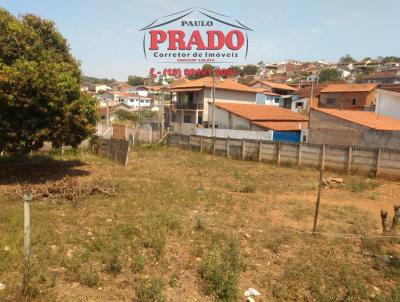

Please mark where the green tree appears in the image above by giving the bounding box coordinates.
[0,8,98,154]
[127,75,145,86]
[381,56,400,63]
[242,64,259,75]
[339,54,356,64]
[318,68,342,83]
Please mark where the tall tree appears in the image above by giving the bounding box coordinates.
[318,68,342,83]
[0,8,97,154]
[339,54,356,64]
[242,64,259,75]
[127,75,145,86]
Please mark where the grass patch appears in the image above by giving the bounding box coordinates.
[345,179,380,192]
[199,239,243,302]
[135,278,165,302]
[131,254,146,274]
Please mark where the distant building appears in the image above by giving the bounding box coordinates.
[248,80,297,95]
[319,83,377,111]
[362,71,400,85]
[119,93,152,109]
[308,108,400,148]
[291,83,329,111]
[88,84,111,93]
[256,91,282,106]
[249,80,298,110]
[375,86,400,120]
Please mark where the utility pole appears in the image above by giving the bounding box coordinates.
[211,71,216,137]
[106,99,110,128]
[310,79,314,111]
[160,86,165,137]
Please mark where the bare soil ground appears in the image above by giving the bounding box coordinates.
[0,147,399,301]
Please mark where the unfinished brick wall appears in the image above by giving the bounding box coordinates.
[319,90,376,110]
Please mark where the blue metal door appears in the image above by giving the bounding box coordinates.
[273,131,301,142]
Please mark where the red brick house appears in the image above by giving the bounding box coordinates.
[319,83,377,111]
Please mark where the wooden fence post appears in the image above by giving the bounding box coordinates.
[213,137,216,155]
[241,139,246,160]
[22,191,33,296]
[347,146,352,175]
[376,148,382,178]
[321,144,326,171]
[124,141,130,166]
[200,136,203,153]
[226,137,230,158]
[188,135,192,150]
[298,142,302,166]
[312,169,324,234]
[258,140,262,162]
[277,142,281,166]
[148,128,152,144]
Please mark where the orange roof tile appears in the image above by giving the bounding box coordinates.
[293,84,329,98]
[320,83,377,93]
[215,102,308,122]
[251,80,297,91]
[172,77,259,93]
[252,121,308,131]
[315,108,400,130]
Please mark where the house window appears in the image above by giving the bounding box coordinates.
[352,98,357,105]
[184,115,191,123]
[326,98,336,105]
[274,98,280,104]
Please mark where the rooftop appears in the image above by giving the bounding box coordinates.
[366,71,400,79]
[293,83,330,98]
[315,108,400,131]
[215,102,308,122]
[250,80,297,91]
[320,83,377,93]
[171,77,259,93]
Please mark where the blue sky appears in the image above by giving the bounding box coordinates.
[2,0,400,81]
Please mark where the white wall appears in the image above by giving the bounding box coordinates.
[208,105,252,130]
[202,88,256,122]
[256,93,280,106]
[196,128,273,140]
[376,89,400,120]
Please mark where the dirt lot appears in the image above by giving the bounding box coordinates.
[0,146,399,301]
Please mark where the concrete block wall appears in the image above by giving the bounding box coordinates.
[169,134,400,179]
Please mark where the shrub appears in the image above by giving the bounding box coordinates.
[131,254,146,273]
[199,240,243,301]
[144,223,166,259]
[135,278,165,302]
[80,266,100,288]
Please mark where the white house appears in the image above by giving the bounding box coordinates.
[375,87,400,120]
[88,84,111,93]
[256,91,281,106]
[119,94,152,110]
